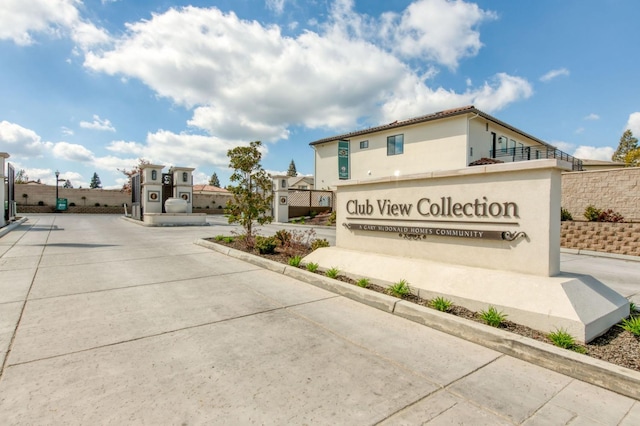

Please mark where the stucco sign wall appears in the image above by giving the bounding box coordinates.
[335,160,571,276]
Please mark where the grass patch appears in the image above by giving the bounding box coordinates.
[288,256,302,267]
[325,267,340,279]
[619,316,640,336]
[548,328,587,354]
[429,296,453,312]
[479,306,507,327]
[356,278,370,288]
[387,279,411,298]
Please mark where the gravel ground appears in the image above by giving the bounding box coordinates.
[209,236,640,373]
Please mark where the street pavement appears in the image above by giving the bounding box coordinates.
[0,214,638,425]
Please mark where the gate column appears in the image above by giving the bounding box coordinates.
[272,175,289,223]
[0,153,8,227]
[170,167,195,214]
[140,164,164,214]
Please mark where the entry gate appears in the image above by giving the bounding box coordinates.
[131,173,141,220]
[5,163,15,221]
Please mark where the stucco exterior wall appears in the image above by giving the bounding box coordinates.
[561,168,640,222]
[314,116,469,189]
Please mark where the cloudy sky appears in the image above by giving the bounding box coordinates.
[1,0,639,188]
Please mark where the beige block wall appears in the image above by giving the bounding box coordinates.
[562,221,640,256]
[16,185,130,207]
[562,168,640,222]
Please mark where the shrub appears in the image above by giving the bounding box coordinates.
[254,235,277,254]
[95,202,101,207]
[69,202,76,207]
[38,201,44,206]
[311,238,330,251]
[597,209,624,223]
[356,278,370,288]
[479,306,507,327]
[306,262,319,273]
[327,211,336,226]
[561,207,573,221]
[214,235,225,241]
[325,267,340,279]
[548,328,587,353]
[387,279,411,298]
[619,316,640,336]
[275,229,292,246]
[429,296,453,312]
[223,236,235,243]
[310,210,317,218]
[631,302,638,314]
[288,256,302,267]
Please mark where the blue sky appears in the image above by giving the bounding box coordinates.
[1,0,639,189]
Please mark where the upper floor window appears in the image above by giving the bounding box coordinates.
[359,140,369,149]
[387,134,404,156]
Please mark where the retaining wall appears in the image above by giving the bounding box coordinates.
[561,221,640,257]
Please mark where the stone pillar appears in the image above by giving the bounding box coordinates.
[171,167,195,214]
[272,175,289,223]
[141,164,164,214]
[0,153,8,228]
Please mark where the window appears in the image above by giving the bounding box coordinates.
[359,140,369,149]
[387,134,404,156]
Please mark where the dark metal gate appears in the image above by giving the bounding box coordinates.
[6,163,15,221]
[131,173,141,220]
[161,173,172,213]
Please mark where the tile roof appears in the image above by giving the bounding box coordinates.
[308,105,554,149]
[192,184,229,193]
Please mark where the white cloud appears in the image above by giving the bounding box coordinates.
[144,130,242,168]
[61,126,74,136]
[380,0,497,69]
[84,3,530,140]
[584,113,600,121]
[550,141,575,153]
[0,0,109,49]
[625,112,640,135]
[80,115,116,132]
[540,68,570,82]
[106,140,145,156]
[52,141,95,162]
[573,146,615,161]
[575,127,584,134]
[266,0,286,15]
[0,120,53,157]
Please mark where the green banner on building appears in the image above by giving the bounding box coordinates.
[338,140,349,180]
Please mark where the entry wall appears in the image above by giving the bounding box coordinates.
[335,159,571,276]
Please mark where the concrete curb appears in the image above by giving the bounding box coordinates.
[561,247,640,263]
[195,238,640,401]
[0,216,28,238]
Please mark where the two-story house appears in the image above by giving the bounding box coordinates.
[309,105,581,189]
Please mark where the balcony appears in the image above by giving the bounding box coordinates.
[490,146,583,171]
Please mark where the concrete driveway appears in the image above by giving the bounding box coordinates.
[0,214,638,424]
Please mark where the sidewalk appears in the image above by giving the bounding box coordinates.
[0,215,638,424]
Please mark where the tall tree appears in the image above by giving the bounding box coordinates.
[612,129,638,163]
[63,179,73,188]
[226,141,273,246]
[14,169,28,183]
[89,172,102,189]
[287,159,297,177]
[208,172,221,187]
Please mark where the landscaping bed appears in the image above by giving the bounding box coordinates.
[207,233,640,373]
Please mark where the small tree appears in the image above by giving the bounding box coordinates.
[612,129,638,163]
[89,172,102,189]
[287,159,297,177]
[624,148,640,167]
[118,158,150,193]
[63,179,73,189]
[15,169,28,184]
[208,172,221,187]
[226,141,273,247]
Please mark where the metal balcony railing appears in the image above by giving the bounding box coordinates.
[490,146,583,171]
